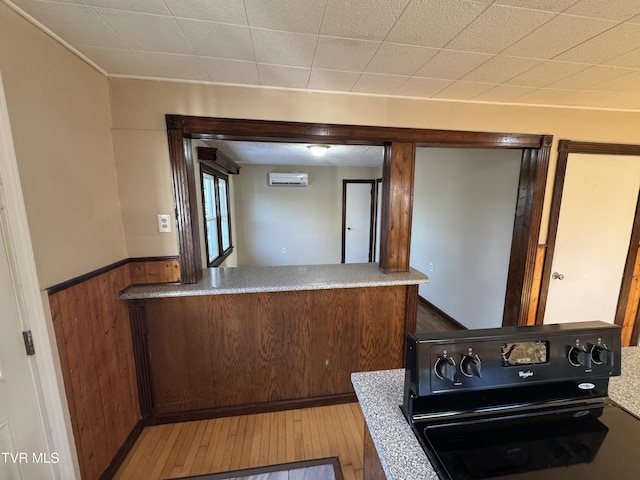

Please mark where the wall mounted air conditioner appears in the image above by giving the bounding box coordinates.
[268,172,309,186]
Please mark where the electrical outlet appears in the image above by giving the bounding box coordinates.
[282,247,287,254]
[157,214,171,233]
[428,262,434,272]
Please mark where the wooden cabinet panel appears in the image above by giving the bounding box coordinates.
[144,286,409,415]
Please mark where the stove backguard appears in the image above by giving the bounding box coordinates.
[403,321,621,423]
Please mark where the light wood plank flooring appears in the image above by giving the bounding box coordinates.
[114,403,364,480]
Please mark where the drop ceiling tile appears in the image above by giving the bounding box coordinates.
[351,73,409,95]
[135,52,209,81]
[394,77,453,97]
[365,43,438,76]
[319,0,411,41]
[200,57,260,85]
[492,0,578,12]
[258,64,311,88]
[177,19,253,60]
[307,69,361,91]
[432,80,496,100]
[553,89,615,107]
[513,88,578,105]
[75,45,153,75]
[164,0,247,25]
[244,0,326,34]
[84,0,170,15]
[386,0,489,48]
[251,29,317,68]
[604,47,640,68]
[461,56,541,83]
[502,14,616,59]
[313,37,380,71]
[415,49,493,79]
[564,0,640,22]
[12,1,128,49]
[547,65,633,89]
[555,23,640,64]
[589,70,640,92]
[446,4,556,54]
[96,8,192,53]
[506,61,590,87]
[472,85,537,102]
[592,92,640,109]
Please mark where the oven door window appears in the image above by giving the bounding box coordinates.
[422,404,639,479]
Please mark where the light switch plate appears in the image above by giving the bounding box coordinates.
[157,214,171,233]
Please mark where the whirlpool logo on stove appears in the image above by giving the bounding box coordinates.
[518,370,534,379]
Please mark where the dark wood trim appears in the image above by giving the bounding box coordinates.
[341,179,376,264]
[615,190,640,331]
[127,299,155,421]
[46,256,179,294]
[167,115,202,284]
[129,255,179,263]
[363,423,386,480]
[379,142,415,273]
[537,140,640,326]
[536,147,569,324]
[98,419,145,480]
[153,393,357,425]
[166,115,551,321]
[503,136,552,326]
[558,140,640,156]
[632,294,640,346]
[46,258,129,294]
[418,295,468,330]
[405,285,419,335]
[180,457,344,480]
[196,146,241,175]
[199,163,234,267]
[179,116,542,148]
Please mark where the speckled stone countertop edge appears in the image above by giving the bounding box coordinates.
[352,347,640,480]
[120,263,428,300]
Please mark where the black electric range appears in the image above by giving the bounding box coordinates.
[402,321,640,479]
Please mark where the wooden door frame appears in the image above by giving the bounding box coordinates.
[341,179,377,263]
[165,115,552,327]
[536,140,640,345]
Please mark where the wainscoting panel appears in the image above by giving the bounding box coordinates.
[48,257,180,480]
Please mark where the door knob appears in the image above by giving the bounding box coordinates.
[552,272,565,280]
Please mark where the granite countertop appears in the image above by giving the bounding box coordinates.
[351,347,640,480]
[120,263,428,300]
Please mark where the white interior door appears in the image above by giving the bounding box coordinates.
[544,154,640,324]
[0,221,52,480]
[344,182,373,263]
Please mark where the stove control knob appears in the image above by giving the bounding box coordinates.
[568,346,592,368]
[590,344,614,366]
[434,356,456,383]
[460,354,482,378]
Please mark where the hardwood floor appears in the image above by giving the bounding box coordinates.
[416,298,465,332]
[114,403,364,480]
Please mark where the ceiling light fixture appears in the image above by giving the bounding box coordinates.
[307,144,330,157]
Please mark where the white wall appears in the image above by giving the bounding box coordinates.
[233,164,378,266]
[411,148,522,329]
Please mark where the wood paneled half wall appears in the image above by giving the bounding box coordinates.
[47,257,180,480]
[131,284,416,423]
